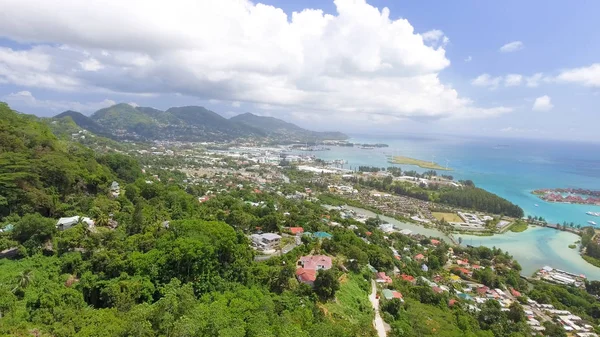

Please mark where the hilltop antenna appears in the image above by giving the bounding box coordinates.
[445,159,450,170]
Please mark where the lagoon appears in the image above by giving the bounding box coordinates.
[338,204,600,280]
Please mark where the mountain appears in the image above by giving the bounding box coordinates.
[54,110,107,135]
[230,112,348,141]
[59,103,346,142]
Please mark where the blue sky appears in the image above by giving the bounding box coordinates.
[0,0,598,141]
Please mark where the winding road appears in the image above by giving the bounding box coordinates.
[369,280,387,337]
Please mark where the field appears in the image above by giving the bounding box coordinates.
[321,273,374,331]
[509,221,528,233]
[432,212,462,223]
[387,156,451,171]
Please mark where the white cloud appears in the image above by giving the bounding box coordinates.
[128,102,139,107]
[504,74,523,87]
[500,126,540,133]
[0,47,80,90]
[421,29,449,47]
[556,63,600,87]
[532,95,553,111]
[471,73,502,89]
[0,0,509,121]
[79,58,104,71]
[464,56,472,63]
[499,41,524,53]
[4,90,115,112]
[525,73,543,87]
[231,101,241,108]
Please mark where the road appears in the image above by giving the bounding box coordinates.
[369,280,387,337]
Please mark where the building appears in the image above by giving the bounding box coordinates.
[313,231,333,240]
[110,181,120,198]
[288,227,304,235]
[250,233,281,251]
[382,289,403,301]
[376,272,393,284]
[56,216,94,231]
[296,255,333,285]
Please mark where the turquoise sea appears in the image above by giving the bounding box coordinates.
[312,134,600,226]
[304,134,600,278]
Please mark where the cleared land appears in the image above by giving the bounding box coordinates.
[321,273,374,331]
[388,156,451,171]
[432,212,462,223]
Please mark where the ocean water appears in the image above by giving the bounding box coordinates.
[309,134,600,226]
[303,134,600,278]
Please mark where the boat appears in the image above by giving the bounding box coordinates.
[534,204,539,207]
[588,221,597,225]
[586,211,600,217]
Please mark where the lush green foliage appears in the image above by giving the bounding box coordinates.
[0,103,114,218]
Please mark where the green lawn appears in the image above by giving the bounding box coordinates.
[321,273,374,332]
[509,221,528,233]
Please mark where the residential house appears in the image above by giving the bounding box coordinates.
[400,274,416,284]
[56,216,94,231]
[382,289,403,301]
[289,227,304,235]
[375,272,393,284]
[296,255,333,286]
[250,233,281,251]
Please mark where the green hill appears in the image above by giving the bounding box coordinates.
[78,103,346,142]
[230,112,348,141]
[91,103,158,137]
[0,103,116,218]
[54,110,108,136]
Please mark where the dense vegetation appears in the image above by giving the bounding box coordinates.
[0,103,114,218]
[350,175,524,217]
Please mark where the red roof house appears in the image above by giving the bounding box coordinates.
[510,288,521,297]
[414,254,425,261]
[376,272,393,284]
[289,227,304,235]
[449,299,458,307]
[298,255,332,270]
[400,274,416,283]
[296,269,317,285]
[296,255,333,285]
[430,239,441,245]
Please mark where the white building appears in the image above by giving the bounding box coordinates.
[250,233,282,251]
[56,216,95,231]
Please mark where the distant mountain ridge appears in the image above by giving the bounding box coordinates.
[230,112,347,141]
[53,103,347,142]
[53,110,108,136]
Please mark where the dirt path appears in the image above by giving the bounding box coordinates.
[369,280,387,337]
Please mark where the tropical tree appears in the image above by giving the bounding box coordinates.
[12,269,34,294]
[95,213,110,227]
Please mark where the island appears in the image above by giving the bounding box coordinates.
[387,155,451,171]
[532,188,600,206]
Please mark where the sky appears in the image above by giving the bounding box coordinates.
[0,0,599,141]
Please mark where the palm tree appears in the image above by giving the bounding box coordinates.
[95,213,109,227]
[12,269,34,293]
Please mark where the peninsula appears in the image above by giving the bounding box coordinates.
[387,155,451,171]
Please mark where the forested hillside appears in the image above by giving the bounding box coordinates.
[0,103,373,336]
[0,103,115,218]
[56,103,347,142]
